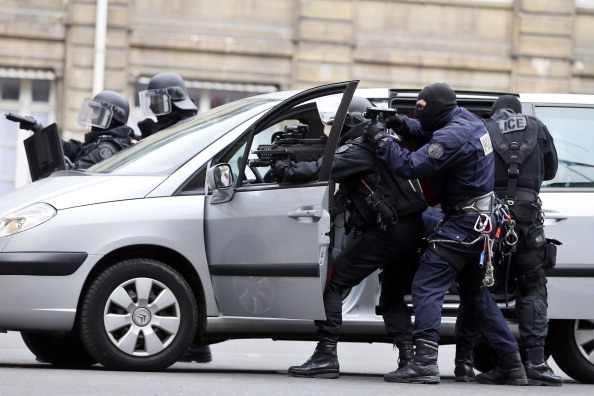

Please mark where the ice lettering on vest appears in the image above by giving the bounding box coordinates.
[498,116,527,133]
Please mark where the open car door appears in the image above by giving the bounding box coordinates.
[204,81,358,319]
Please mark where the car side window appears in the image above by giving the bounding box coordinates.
[536,107,594,188]
[217,101,329,187]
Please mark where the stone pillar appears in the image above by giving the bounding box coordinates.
[512,0,575,93]
[62,0,131,139]
[292,0,355,90]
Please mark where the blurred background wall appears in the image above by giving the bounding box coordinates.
[1,0,593,191]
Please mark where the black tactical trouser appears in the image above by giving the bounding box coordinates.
[513,219,549,348]
[316,214,423,344]
[456,201,549,350]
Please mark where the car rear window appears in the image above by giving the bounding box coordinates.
[535,106,594,188]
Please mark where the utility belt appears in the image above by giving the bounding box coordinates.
[495,189,539,205]
[446,192,495,216]
[496,190,542,222]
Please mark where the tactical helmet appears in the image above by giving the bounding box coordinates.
[344,96,372,128]
[77,90,129,129]
[138,72,197,117]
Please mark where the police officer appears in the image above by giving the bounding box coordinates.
[62,90,135,169]
[454,95,561,386]
[137,72,198,138]
[278,97,427,379]
[137,72,209,363]
[367,83,527,385]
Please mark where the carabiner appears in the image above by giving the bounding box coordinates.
[505,224,518,246]
[474,214,492,233]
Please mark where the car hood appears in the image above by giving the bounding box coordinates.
[0,172,167,214]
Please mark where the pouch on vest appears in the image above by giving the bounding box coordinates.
[544,238,562,270]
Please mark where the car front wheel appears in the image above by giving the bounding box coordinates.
[79,259,198,371]
[548,319,594,384]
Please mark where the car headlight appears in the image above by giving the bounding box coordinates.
[0,203,57,237]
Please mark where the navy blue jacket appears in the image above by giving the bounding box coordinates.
[378,107,494,210]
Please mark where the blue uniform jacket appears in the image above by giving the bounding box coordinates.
[377,107,494,210]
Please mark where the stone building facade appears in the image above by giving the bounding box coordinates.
[1,0,594,192]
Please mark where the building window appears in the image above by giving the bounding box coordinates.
[32,79,51,102]
[0,69,55,194]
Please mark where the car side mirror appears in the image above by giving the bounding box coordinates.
[207,163,235,204]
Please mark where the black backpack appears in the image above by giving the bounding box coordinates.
[483,116,537,204]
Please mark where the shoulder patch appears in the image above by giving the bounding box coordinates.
[479,133,493,156]
[427,142,444,158]
[97,141,117,159]
[497,116,527,133]
[335,144,352,154]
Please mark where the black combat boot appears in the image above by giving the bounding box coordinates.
[396,340,414,370]
[384,339,440,384]
[475,351,528,385]
[177,344,212,363]
[454,345,475,382]
[523,347,563,386]
[287,337,339,379]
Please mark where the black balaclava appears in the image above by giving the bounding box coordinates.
[491,95,522,114]
[415,83,457,131]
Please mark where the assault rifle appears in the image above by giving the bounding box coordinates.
[250,124,327,167]
[363,106,397,122]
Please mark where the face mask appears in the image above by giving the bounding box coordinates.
[414,83,457,131]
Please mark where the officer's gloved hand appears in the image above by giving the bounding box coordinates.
[385,114,406,131]
[138,118,158,139]
[364,117,390,145]
[272,159,292,183]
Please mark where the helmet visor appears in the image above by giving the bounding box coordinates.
[138,89,173,117]
[77,98,114,129]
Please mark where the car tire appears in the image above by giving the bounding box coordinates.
[548,319,594,384]
[79,258,198,371]
[21,332,97,367]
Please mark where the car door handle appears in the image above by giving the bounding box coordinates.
[543,211,568,225]
[287,209,324,219]
[544,212,568,220]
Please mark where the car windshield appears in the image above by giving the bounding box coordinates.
[536,106,594,188]
[87,97,279,175]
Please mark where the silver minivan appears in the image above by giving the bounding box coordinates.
[0,81,592,383]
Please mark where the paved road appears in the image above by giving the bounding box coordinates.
[0,331,591,396]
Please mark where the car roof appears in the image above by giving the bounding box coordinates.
[255,87,389,100]
[256,86,594,107]
[518,93,594,105]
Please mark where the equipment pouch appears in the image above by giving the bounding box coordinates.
[522,224,546,249]
[544,238,562,270]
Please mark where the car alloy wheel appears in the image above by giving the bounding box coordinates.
[103,277,180,356]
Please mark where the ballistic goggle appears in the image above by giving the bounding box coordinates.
[138,86,188,117]
[77,98,116,129]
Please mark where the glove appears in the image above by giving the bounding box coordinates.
[364,118,390,145]
[272,159,292,182]
[385,114,406,131]
[138,118,159,139]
